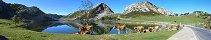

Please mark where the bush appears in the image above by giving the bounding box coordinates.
[12,15,21,23]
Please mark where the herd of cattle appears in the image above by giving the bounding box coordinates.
[76,24,184,35]
[134,26,159,33]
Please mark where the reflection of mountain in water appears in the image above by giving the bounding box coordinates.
[109,27,127,34]
[42,25,79,34]
[24,21,68,32]
[24,20,132,34]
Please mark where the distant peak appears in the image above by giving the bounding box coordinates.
[93,2,109,9]
[143,1,151,3]
[96,2,106,6]
[124,1,174,15]
[99,2,105,4]
[137,1,153,5]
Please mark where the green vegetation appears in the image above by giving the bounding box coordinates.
[121,11,161,18]
[192,11,211,29]
[119,14,206,24]
[12,15,21,23]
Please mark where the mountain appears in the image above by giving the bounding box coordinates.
[124,1,174,16]
[46,14,64,19]
[63,3,115,20]
[0,0,55,23]
[0,0,15,19]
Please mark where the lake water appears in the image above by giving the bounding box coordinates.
[26,20,128,34]
[42,25,79,34]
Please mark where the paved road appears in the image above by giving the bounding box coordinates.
[190,26,211,40]
[167,27,197,40]
[168,25,211,40]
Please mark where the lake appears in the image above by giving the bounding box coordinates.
[26,20,128,34]
[42,25,79,34]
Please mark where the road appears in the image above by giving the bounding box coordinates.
[190,26,211,40]
[168,27,197,40]
[168,25,211,40]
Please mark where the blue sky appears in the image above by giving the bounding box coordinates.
[3,0,211,15]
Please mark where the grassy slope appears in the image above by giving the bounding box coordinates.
[119,14,206,24]
[0,19,178,40]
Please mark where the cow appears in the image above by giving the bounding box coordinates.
[78,24,93,35]
[153,26,160,32]
[166,24,178,31]
[114,24,126,34]
[114,24,125,30]
[143,27,154,33]
[148,27,154,32]
[166,25,173,31]
[134,26,144,33]
[144,29,150,33]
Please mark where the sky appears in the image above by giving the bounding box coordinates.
[3,0,211,15]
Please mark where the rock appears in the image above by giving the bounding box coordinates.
[0,35,8,40]
[63,3,114,20]
[124,1,174,16]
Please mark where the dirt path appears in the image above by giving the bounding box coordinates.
[167,26,197,40]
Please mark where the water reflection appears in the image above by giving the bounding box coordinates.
[109,27,127,34]
[42,25,78,34]
[25,20,127,34]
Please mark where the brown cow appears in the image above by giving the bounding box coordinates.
[148,27,154,32]
[153,26,160,32]
[134,26,144,33]
[114,24,125,30]
[166,24,177,31]
[78,24,92,35]
[144,28,149,33]
[114,24,126,34]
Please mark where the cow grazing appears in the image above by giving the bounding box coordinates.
[114,24,125,30]
[114,24,126,34]
[166,24,177,31]
[148,27,154,32]
[78,24,92,35]
[153,26,160,32]
[134,26,144,33]
[144,29,150,33]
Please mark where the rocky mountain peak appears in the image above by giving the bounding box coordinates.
[64,3,114,20]
[139,1,153,5]
[92,2,114,13]
[124,1,174,15]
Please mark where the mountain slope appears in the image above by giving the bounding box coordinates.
[0,0,15,19]
[124,1,174,16]
[63,3,114,20]
[0,0,55,23]
[46,14,64,19]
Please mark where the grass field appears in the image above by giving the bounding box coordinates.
[119,14,206,24]
[0,19,178,40]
